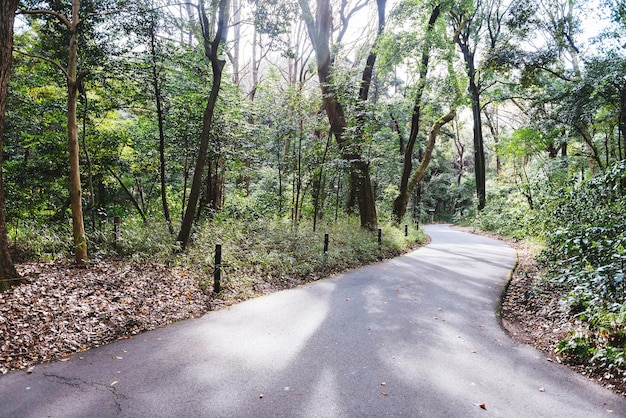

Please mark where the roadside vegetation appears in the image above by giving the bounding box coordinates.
[475,160,626,394]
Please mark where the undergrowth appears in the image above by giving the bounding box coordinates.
[180,216,425,301]
[8,214,425,303]
[471,160,626,372]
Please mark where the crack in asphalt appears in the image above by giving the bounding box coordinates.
[43,372,126,415]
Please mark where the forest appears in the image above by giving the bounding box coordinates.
[0,0,625,392]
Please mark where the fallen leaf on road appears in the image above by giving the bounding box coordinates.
[111,381,118,386]
[381,391,389,396]
[479,403,486,410]
[539,387,545,392]
[381,381,387,386]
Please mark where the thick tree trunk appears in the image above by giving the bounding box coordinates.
[177,0,229,250]
[67,0,88,264]
[0,0,20,289]
[300,0,378,230]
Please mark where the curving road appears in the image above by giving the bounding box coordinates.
[2,224,626,417]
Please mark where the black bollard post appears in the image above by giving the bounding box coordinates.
[214,244,222,294]
[405,224,408,237]
[324,233,329,255]
[114,216,121,252]
[378,228,382,248]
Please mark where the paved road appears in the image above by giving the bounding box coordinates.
[2,224,626,417]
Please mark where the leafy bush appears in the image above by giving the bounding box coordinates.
[540,161,626,368]
[8,221,72,262]
[470,186,541,239]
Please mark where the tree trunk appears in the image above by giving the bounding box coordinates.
[313,132,331,232]
[203,156,224,213]
[79,89,96,230]
[299,0,378,230]
[469,79,487,210]
[149,15,174,234]
[0,0,20,289]
[455,24,486,210]
[67,0,88,264]
[394,109,456,222]
[177,0,229,250]
[392,5,441,223]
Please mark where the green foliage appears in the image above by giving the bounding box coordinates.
[557,331,594,359]
[471,186,541,239]
[181,216,425,299]
[540,161,625,270]
[534,161,626,368]
[8,221,73,262]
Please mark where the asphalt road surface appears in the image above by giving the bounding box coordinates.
[2,224,626,417]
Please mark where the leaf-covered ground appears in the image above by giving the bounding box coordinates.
[0,261,215,375]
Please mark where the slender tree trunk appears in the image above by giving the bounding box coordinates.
[452,8,487,211]
[295,118,303,225]
[67,0,87,264]
[181,133,190,221]
[392,5,441,223]
[469,79,486,210]
[80,89,96,230]
[177,0,229,250]
[149,16,174,234]
[107,167,146,222]
[455,27,486,210]
[395,109,456,222]
[230,0,241,85]
[0,0,20,289]
[313,132,331,232]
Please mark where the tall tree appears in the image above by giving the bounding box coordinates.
[298,0,379,230]
[0,0,21,290]
[20,0,89,264]
[146,3,175,234]
[450,1,487,210]
[177,0,230,250]
[392,3,443,223]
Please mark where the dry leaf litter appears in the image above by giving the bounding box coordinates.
[0,261,212,375]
